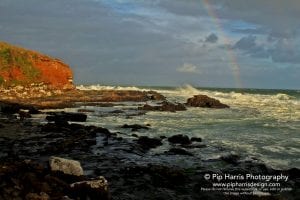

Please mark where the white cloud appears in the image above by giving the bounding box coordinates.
[176,63,201,74]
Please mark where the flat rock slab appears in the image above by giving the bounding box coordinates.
[49,156,84,176]
[46,112,87,122]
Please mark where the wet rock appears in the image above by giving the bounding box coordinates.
[167,148,193,156]
[184,144,207,149]
[25,192,50,200]
[191,137,202,142]
[286,168,300,179]
[68,123,86,131]
[41,123,66,132]
[70,176,110,200]
[0,102,21,114]
[73,129,88,135]
[77,109,95,113]
[137,136,162,150]
[168,134,191,145]
[82,138,97,146]
[49,157,84,176]
[220,154,240,165]
[147,164,187,186]
[121,124,150,131]
[138,101,186,112]
[54,119,69,127]
[91,127,111,135]
[131,134,138,138]
[186,95,229,108]
[18,111,32,120]
[146,91,166,101]
[0,123,4,128]
[46,112,87,122]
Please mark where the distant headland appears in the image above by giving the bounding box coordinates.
[0,41,74,90]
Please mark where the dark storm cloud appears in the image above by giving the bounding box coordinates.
[207,0,300,36]
[233,35,268,59]
[158,0,300,38]
[205,33,218,43]
[269,39,300,64]
[234,35,256,50]
[234,35,300,63]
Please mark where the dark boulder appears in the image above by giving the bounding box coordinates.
[138,101,186,112]
[168,134,191,145]
[137,136,162,150]
[186,95,229,108]
[220,154,240,165]
[166,148,193,156]
[46,112,87,122]
[121,124,150,131]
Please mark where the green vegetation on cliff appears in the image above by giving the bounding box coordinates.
[0,42,41,85]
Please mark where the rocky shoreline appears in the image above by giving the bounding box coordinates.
[0,89,299,200]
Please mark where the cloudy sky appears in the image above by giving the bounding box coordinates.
[0,0,299,89]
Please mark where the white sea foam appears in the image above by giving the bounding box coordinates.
[154,85,300,121]
[76,84,143,91]
[76,84,300,121]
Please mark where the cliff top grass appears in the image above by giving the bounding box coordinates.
[0,41,42,85]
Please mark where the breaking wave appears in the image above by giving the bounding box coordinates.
[77,84,143,91]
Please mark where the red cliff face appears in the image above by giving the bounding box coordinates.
[0,41,74,89]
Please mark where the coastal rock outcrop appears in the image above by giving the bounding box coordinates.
[46,112,87,123]
[138,101,186,112]
[137,136,162,150]
[0,41,74,89]
[168,134,191,145]
[186,95,229,108]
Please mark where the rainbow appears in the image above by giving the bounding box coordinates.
[202,0,243,89]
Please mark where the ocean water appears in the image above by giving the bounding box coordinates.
[72,85,300,169]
